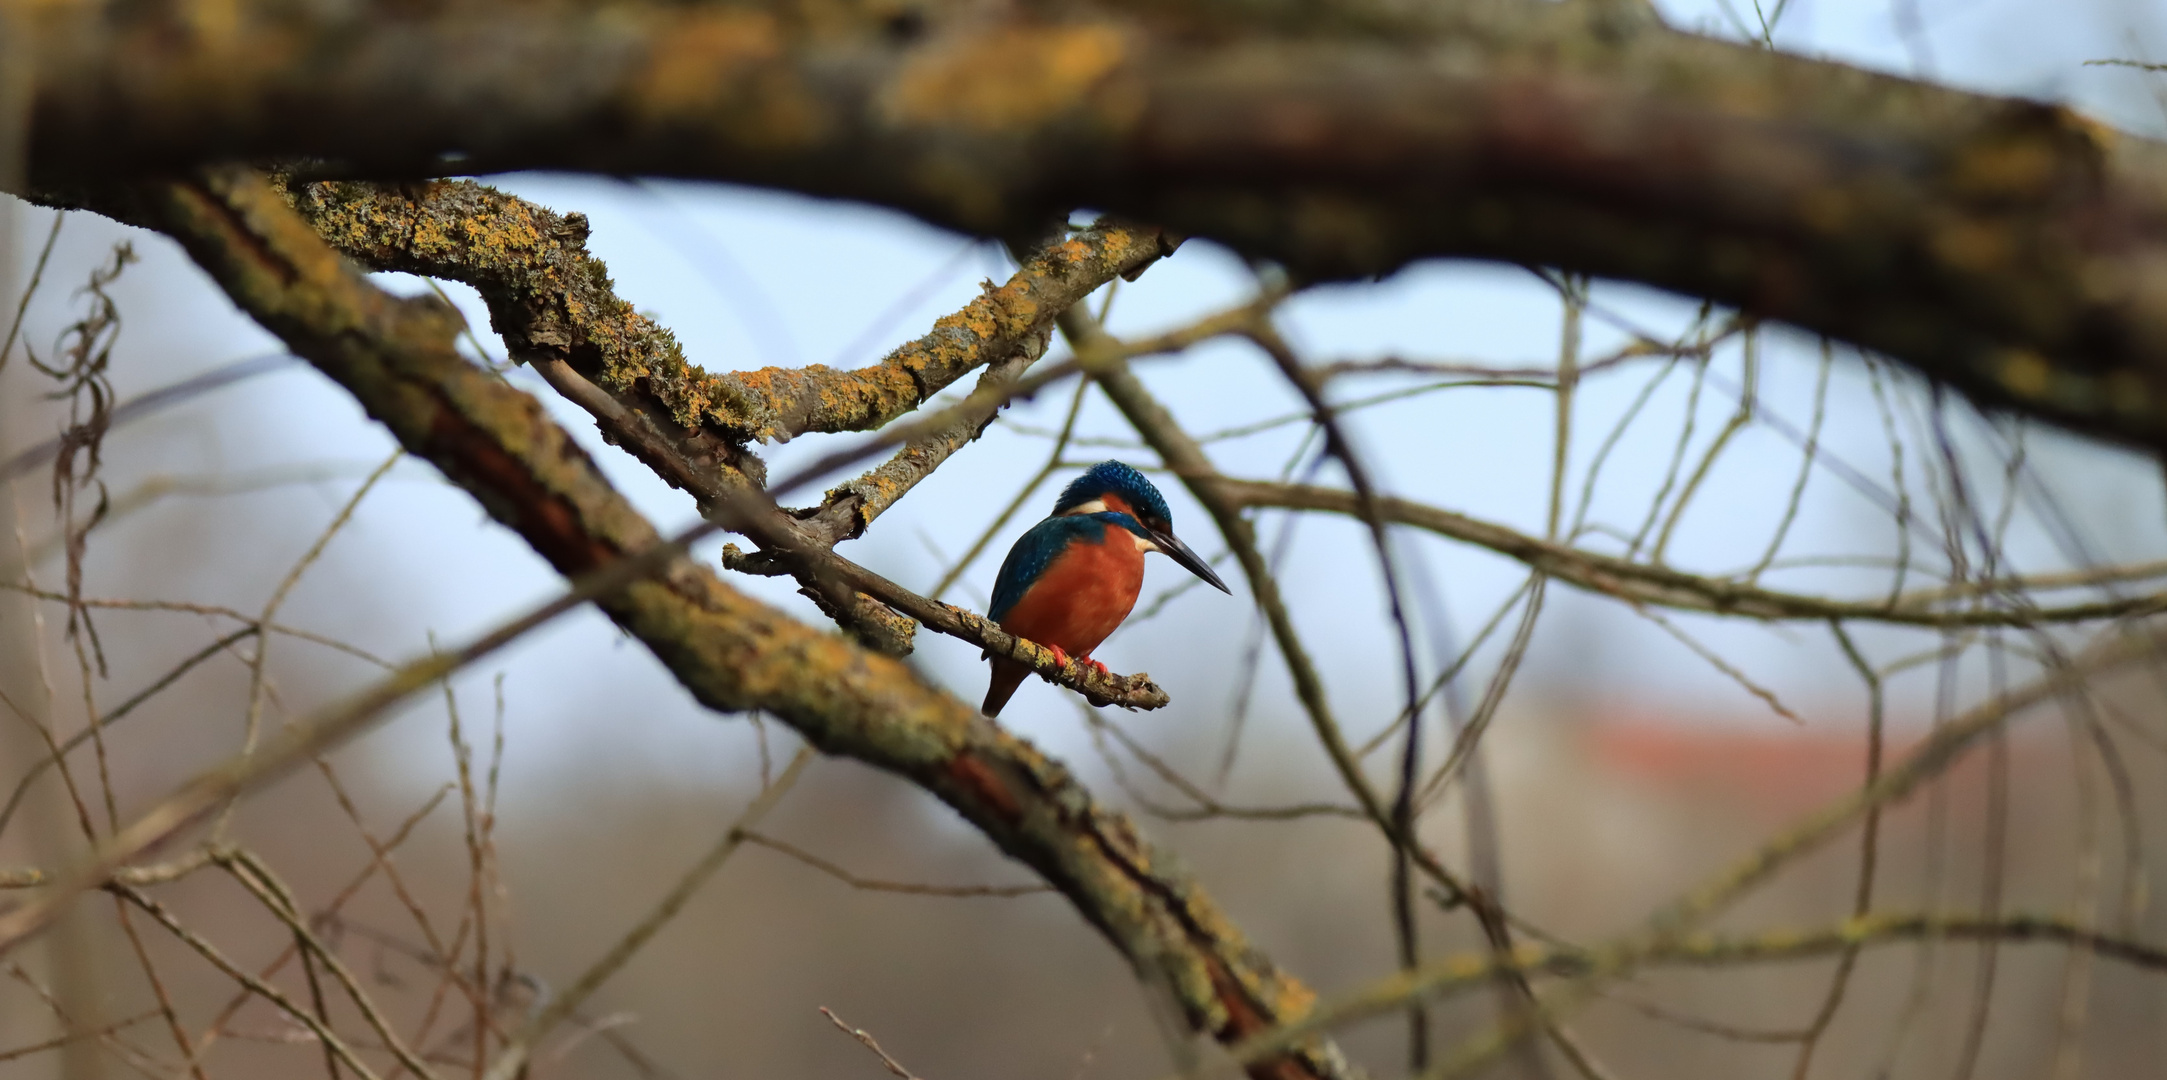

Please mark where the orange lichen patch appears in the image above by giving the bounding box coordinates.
[1061,232,1117,267]
[1203,958,1321,1080]
[1162,883,1315,1025]
[1929,218,2010,274]
[1950,136,2062,202]
[885,23,1129,132]
[715,223,1159,437]
[947,750,1024,821]
[425,403,622,576]
[1230,960,1317,1031]
[289,178,717,427]
[1996,348,2054,400]
[634,10,783,114]
[446,203,546,267]
[2062,106,2120,156]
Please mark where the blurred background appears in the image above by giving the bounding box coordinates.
[7,1,2167,1078]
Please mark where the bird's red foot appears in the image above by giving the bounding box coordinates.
[1080,656,1113,677]
[1047,645,1072,669]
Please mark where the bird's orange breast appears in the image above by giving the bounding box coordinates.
[996,532,1147,660]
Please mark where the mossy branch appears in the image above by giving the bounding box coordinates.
[283,178,1171,447]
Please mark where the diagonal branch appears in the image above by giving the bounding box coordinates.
[35,167,1354,1080]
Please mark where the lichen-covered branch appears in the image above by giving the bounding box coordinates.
[520,329,1164,703]
[66,168,1346,1080]
[256,175,1175,699]
[283,178,1171,445]
[25,1,2167,452]
[788,343,1049,548]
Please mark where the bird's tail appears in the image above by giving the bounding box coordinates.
[982,658,1031,717]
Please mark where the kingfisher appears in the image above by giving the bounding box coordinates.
[981,460,1231,716]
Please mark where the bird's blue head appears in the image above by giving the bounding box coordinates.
[1053,460,1173,530]
[1048,460,1230,595]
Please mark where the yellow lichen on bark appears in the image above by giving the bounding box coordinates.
[632,10,830,148]
[1996,348,2053,400]
[1929,218,2011,274]
[1951,137,2062,201]
[290,178,1164,443]
[885,24,1129,132]
[635,9,782,113]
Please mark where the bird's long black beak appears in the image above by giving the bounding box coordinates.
[1152,529,1232,594]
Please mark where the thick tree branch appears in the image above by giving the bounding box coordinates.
[67,167,1346,1080]
[25,2,2167,450]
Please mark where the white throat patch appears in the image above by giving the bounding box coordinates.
[1064,498,1157,551]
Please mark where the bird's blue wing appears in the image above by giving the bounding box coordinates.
[989,516,1107,622]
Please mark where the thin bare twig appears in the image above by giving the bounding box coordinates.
[109,881,388,1080]
[820,1007,924,1080]
[735,830,1051,898]
[476,746,815,1080]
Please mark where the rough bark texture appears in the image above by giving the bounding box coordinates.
[282,178,1172,446]
[95,167,1349,1080]
[24,1,2167,452]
